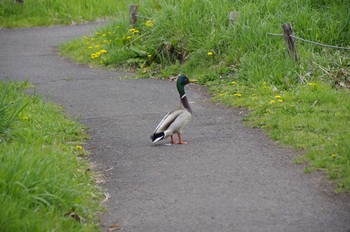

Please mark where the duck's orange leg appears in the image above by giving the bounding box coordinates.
[177,133,188,144]
[170,135,176,144]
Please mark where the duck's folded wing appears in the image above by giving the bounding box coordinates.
[153,109,185,134]
[168,110,192,134]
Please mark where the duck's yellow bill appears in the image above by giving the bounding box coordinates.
[189,79,198,83]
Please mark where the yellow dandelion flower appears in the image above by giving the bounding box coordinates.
[278,99,284,103]
[145,20,154,27]
[90,53,98,59]
[231,81,236,85]
[88,46,93,49]
[330,153,337,158]
[147,54,152,58]
[102,33,107,37]
[307,82,317,86]
[76,145,83,150]
[207,51,214,56]
[99,49,107,54]
[234,93,242,97]
[275,95,282,99]
[270,100,276,104]
[129,28,139,34]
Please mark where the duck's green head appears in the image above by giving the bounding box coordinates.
[177,75,197,96]
[177,75,197,85]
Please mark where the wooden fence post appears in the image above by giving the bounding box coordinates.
[229,11,240,25]
[282,23,299,62]
[129,4,138,27]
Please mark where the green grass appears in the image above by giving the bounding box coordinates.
[0,0,129,28]
[0,81,102,231]
[60,0,350,192]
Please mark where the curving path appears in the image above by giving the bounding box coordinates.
[0,24,349,232]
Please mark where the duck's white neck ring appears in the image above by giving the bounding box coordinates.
[181,94,187,99]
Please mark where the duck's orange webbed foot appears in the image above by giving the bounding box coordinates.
[170,134,188,145]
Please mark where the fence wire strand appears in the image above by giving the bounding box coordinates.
[267,33,350,51]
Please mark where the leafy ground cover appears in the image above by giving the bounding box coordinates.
[0,81,102,231]
[60,0,350,192]
[0,0,128,28]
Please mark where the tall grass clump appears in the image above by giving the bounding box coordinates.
[60,0,350,192]
[0,0,130,28]
[61,0,349,83]
[0,82,28,139]
[0,81,102,231]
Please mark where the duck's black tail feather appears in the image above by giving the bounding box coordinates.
[150,132,165,143]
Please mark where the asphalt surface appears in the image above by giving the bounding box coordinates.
[1,23,350,232]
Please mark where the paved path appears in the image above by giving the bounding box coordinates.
[1,24,349,232]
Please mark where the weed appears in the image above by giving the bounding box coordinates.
[0,81,102,231]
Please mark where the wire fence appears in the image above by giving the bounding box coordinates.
[129,5,349,56]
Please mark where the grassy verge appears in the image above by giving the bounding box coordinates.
[0,0,129,28]
[0,81,102,231]
[60,0,350,192]
[212,81,350,191]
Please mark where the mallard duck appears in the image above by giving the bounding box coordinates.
[150,75,196,144]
